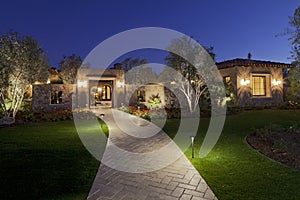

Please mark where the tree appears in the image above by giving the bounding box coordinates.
[288,4,300,101]
[163,36,216,113]
[59,54,82,84]
[0,32,49,124]
[113,57,147,72]
[288,66,300,100]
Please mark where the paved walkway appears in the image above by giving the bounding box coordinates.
[87,109,217,200]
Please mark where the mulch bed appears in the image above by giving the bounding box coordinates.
[247,132,300,171]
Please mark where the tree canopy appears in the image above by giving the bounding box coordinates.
[288,4,300,101]
[0,32,49,123]
[113,57,147,72]
[59,54,82,84]
[163,36,217,113]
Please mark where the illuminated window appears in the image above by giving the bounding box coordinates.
[137,89,145,102]
[51,91,63,104]
[224,76,231,83]
[252,76,266,96]
[101,85,111,101]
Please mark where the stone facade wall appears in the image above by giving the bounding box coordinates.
[75,69,125,108]
[32,84,75,112]
[218,66,238,90]
[127,84,165,108]
[219,65,284,106]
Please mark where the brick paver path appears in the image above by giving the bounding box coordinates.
[87,109,217,200]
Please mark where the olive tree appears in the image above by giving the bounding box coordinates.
[163,36,216,113]
[0,32,49,124]
[59,54,82,84]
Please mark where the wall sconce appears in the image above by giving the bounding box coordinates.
[77,80,87,88]
[117,81,125,88]
[46,79,51,84]
[272,79,282,86]
[240,78,250,86]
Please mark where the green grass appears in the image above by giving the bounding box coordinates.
[163,110,300,200]
[1,110,300,199]
[0,120,104,200]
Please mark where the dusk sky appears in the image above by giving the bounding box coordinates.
[0,0,299,68]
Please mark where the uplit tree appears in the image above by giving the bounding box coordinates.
[59,54,82,84]
[288,4,300,101]
[163,36,216,113]
[0,32,49,124]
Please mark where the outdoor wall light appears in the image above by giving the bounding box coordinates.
[117,81,124,88]
[272,79,282,86]
[100,113,105,118]
[240,78,250,86]
[190,135,195,158]
[77,80,87,88]
[46,79,51,84]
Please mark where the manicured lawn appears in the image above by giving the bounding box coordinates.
[163,110,300,200]
[1,110,300,199]
[0,120,107,200]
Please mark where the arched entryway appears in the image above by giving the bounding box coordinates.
[89,80,114,107]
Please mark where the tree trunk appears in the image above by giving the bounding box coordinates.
[0,116,15,125]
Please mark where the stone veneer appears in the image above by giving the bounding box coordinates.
[218,65,284,106]
[32,84,75,112]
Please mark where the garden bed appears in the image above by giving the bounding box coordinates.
[247,124,300,170]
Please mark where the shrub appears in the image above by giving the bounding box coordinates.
[254,123,285,138]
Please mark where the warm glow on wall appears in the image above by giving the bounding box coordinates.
[77,80,87,88]
[117,81,124,88]
[272,79,282,86]
[240,79,250,86]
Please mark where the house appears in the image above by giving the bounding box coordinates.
[216,58,291,106]
[31,58,292,112]
[32,69,125,112]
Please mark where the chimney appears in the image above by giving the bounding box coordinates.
[247,52,252,60]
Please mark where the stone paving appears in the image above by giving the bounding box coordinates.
[87,109,217,200]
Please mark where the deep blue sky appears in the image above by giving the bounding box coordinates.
[0,0,298,67]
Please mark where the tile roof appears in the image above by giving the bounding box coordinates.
[216,58,292,69]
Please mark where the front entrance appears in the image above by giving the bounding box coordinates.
[89,80,113,108]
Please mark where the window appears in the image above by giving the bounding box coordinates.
[137,89,145,102]
[224,76,231,83]
[95,85,111,101]
[103,85,111,100]
[252,76,266,96]
[51,91,63,104]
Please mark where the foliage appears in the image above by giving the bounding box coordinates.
[15,109,73,123]
[288,66,300,100]
[114,57,147,72]
[125,65,157,85]
[0,32,49,123]
[287,5,300,100]
[288,4,300,65]
[163,36,218,113]
[148,93,161,109]
[254,123,285,138]
[224,81,237,105]
[59,54,82,84]
[119,106,183,120]
[272,138,288,153]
